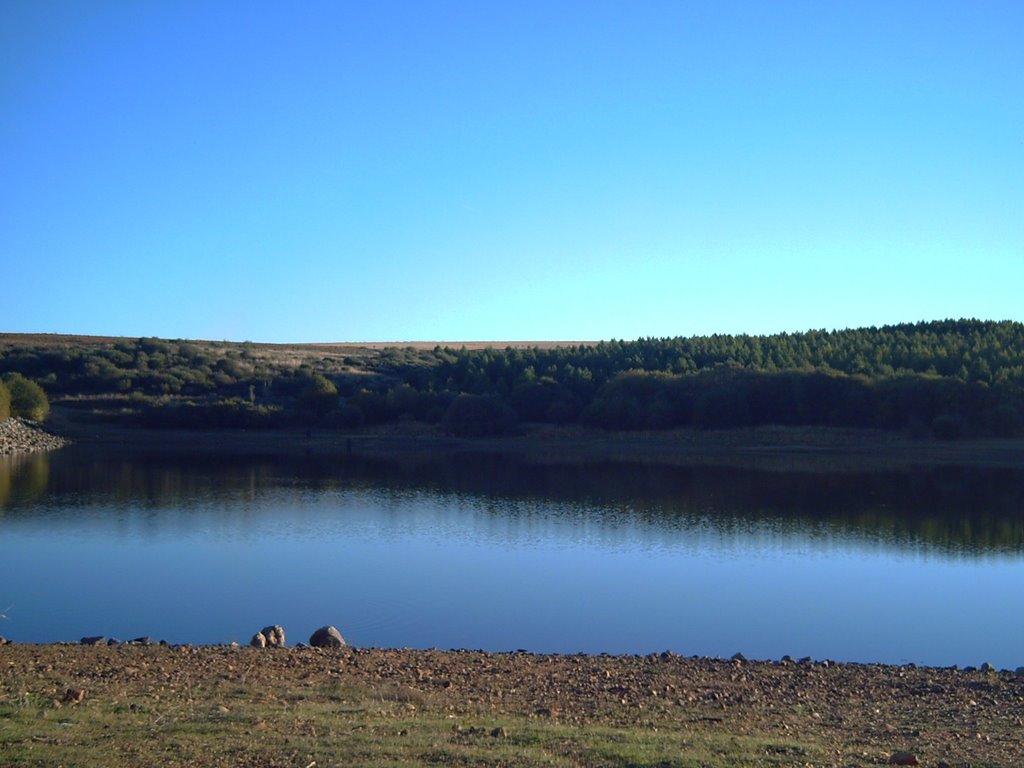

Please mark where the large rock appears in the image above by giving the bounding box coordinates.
[309,625,346,648]
[253,624,286,648]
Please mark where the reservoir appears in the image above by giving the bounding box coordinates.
[1,445,1022,669]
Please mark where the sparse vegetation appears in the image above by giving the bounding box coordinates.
[2,644,1022,768]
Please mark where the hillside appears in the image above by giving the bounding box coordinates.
[2,319,1023,438]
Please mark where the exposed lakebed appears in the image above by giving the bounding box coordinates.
[1,445,1023,669]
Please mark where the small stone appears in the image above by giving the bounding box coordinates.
[0,636,9,645]
[731,652,747,663]
[80,636,106,646]
[980,662,995,672]
[250,632,267,648]
[260,625,286,648]
[63,688,86,704]
[107,638,120,646]
[129,636,151,646]
[491,726,508,738]
[889,752,919,766]
[309,625,346,648]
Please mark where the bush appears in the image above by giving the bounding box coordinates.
[932,413,966,440]
[983,404,1022,438]
[296,374,338,423]
[4,373,49,421]
[0,380,10,420]
[442,393,517,437]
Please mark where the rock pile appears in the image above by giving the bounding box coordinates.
[0,418,70,456]
[251,625,286,648]
[249,624,348,649]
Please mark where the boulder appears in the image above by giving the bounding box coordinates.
[80,636,106,646]
[260,626,284,651]
[250,632,267,648]
[309,625,346,648]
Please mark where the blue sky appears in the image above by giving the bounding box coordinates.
[2,1,1021,343]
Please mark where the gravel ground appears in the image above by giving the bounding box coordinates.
[0,417,70,456]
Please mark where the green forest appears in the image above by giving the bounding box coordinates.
[2,319,1023,438]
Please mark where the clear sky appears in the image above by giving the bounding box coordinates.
[2,1,1021,343]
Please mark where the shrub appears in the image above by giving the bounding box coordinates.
[442,393,517,437]
[297,374,338,423]
[4,373,49,421]
[983,404,1022,438]
[0,380,10,420]
[932,413,966,440]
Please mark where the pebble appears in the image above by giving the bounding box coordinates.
[889,751,919,766]
[63,688,86,704]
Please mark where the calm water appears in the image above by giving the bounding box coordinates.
[1,445,1023,669]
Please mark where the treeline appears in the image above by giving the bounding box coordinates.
[1,319,1023,437]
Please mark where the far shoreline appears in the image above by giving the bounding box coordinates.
[46,405,1024,472]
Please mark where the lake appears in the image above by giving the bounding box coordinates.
[2,444,1023,669]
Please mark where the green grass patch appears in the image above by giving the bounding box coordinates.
[0,680,825,768]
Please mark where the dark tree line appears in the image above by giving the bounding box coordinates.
[2,319,1023,437]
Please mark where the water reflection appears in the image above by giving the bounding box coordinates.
[0,452,51,508]
[3,447,1024,557]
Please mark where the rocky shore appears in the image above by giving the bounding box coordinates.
[2,642,1023,767]
[0,416,71,455]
